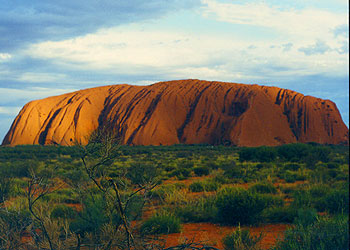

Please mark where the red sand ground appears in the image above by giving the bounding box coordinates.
[163,222,288,249]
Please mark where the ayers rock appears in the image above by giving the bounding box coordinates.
[2,80,349,147]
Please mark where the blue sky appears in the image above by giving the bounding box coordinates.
[0,0,349,142]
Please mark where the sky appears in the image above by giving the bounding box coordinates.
[0,0,349,142]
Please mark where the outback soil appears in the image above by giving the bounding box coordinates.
[13,175,304,249]
[3,79,348,146]
[145,176,304,249]
[163,223,288,250]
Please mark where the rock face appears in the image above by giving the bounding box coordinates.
[2,80,349,146]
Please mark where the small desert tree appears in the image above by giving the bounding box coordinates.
[0,167,32,250]
[75,125,158,250]
[26,169,78,250]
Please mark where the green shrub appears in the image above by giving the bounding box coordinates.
[222,226,262,250]
[178,160,194,169]
[326,162,339,169]
[248,182,277,194]
[224,165,242,179]
[322,189,349,214]
[295,184,328,211]
[51,204,77,219]
[193,166,210,176]
[294,208,318,226]
[0,176,12,203]
[0,209,32,247]
[239,146,277,162]
[220,161,236,171]
[291,188,315,209]
[292,184,349,214]
[204,180,220,191]
[150,183,185,199]
[70,195,110,236]
[56,188,79,203]
[215,187,272,225]
[212,172,230,184]
[68,193,141,236]
[273,215,349,250]
[42,191,79,204]
[280,185,297,195]
[334,171,348,181]
[309,166,334,183]
[309,146,331,163]
[1,161,35,177]
[61,169,87,184]
[283,171,305,183]
[9,183,25,197]
[206,161,219,170]
[170,168,191,179]
[175,196,217,223]
[284,163,300,171]
[255,163,265,170]
[189,180,221,193]
[260,193,284,207]
[127,163,159,184]
[261,206,298,223]
[327,169,339,178]
[276,143,309,162]
[123,193,144,221]
[308,184,329,198]
[189,182,205,192]
[141,212,181,235]
[165,165,176,172]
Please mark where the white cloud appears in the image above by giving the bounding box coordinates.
[201,0,347,42]
[0,53,11,61]
[26,24,348,81]
[24,0,348,84]
[28,28,223,69]
[133,80,158,85]
[200,0,349,59]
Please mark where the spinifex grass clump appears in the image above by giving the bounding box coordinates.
[149,183,185,199]
[174,195,217,223]
[193,166,210,176]
[273,214,349,250]
[188,181,206,192]
[216,187,283,225]
[141,211,181,235]
[222,225,262,250]
[291,182,349,214]
[248,182,277,194]
[261,206,299,223]
[189,179,221,192]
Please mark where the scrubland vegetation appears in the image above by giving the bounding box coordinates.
[0,138,348,249]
